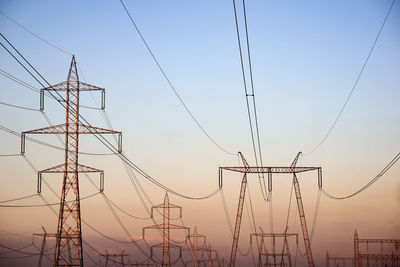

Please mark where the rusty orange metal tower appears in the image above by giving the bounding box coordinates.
[219,152,322,267]
[143,192,190,266]
[184,226,206,267]
[22,56,121,266]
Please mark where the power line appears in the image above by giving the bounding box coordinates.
[0,153,21,157]
[305,0,397,155]
[0,193,38,204]
[0,100,40,112]
[309,189,321,242]
[119,0,236,156]
[322,151,400,200]
[0,192,100,208]
[1,33,222,201]
[0,10,72,56]
[232,0,268,200]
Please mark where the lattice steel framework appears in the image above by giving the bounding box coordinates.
[354,229,400,267]
[183,226,206,267]
[23,56,122,266]
[100,250,129,267]
[219,152,322,267]
[143,192,190,266]
[250,231,298,267]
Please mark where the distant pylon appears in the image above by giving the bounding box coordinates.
[143,192,190,267]
[250,231,298,267]
[100,250,129,267]
[23,56,122,266]
[183,226,206,267]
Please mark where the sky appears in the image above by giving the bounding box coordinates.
[0,0,399,266]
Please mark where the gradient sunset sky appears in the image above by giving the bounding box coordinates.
[1,1,399,266]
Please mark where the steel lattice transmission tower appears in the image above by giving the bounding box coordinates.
[143,192,189,267]
[183,226,206,267]
[219,152,322,267]
[22,56,122,266]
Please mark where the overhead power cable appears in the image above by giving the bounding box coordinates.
[0,100,40,112]
[322,151,400,200]
[0,192,100,208]
[232,0,268,200]
[305,0,396,155]
[0,193,38,204]
[310,189,321,242]
[0,10,72,56]
[0,33,222,201]
[119,0,236,156]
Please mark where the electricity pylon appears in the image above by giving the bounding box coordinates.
[143,192,190,266]
[22,56,122,266]
[250,231,298,267]
[100,250,129,267]
[354,229,400,267]
[184,226,206,267]
[219,152,322,267]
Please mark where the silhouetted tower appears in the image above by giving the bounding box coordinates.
[354,229,400,267]
[22,56,121,266]
[143,192,189,266]
[250,231,298,267]
[184,226,206,267]
[100,250,129,267]
[219,152,322,267]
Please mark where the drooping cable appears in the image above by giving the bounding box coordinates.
[0,193,38,204]
[309,189,321,242]
[119,0,236,156]
[305,0,397,155]
[322,151,400,200]
[0,100,39,112]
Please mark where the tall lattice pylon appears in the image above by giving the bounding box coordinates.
[219,152,322,267]
[143,192,189,266]
[22,56,122,266]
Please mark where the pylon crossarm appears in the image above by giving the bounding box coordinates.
[38,163,103,174]
[42,81,70,91]
[42,81,104,92]
[220,166,320,174]
[250,233,298,244]
[78,124,121,134]
[78,81,105,91]
[23,124,66,134]
[358,238,400,244]
[22,123,120,135]
[151,243,181,249]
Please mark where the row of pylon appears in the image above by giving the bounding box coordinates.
[32,191,226,267]
[326,229,400,267]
